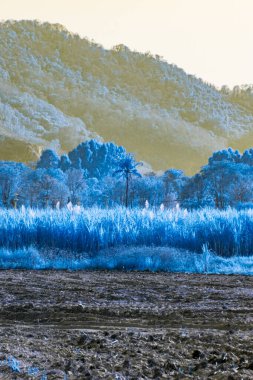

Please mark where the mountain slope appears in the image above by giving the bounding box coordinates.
[0,20,253,173]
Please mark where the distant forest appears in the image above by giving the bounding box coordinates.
[0,139,253,210]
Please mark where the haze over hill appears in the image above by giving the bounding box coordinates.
[1,20,253,173]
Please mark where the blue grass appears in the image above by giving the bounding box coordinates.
[0,207,253,255]
[0,246,253,275]
[0,207,253,273]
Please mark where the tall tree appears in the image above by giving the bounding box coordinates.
[66,168,86,204]
[114,154,142,207]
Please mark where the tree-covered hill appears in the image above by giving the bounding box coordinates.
[1,20,253,173]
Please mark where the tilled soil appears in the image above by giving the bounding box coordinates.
[0,271,253,379]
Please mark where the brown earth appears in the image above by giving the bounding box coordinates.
[0,271,253,379]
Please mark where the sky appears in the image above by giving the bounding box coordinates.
[1,0,253,88]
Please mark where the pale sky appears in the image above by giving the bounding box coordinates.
[1,0,253,88]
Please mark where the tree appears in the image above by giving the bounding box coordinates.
[59,154,71,172]
[208,148,241,165]
[18,169,44,207]
[18,168,69,208]
[241,149,253,166]
[180,174,206,209]
[114,154,142,207]
[129,175,164,208]
[68,140,128,178]
[162,169,186,208]
[0,162,28,207]
[66,168,86,204]
[38,174,69,208]
[200,161,250,209]
[36,149,60,169]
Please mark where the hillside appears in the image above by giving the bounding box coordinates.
[1,20,253,173]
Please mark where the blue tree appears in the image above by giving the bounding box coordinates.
[59,154,71,172]
[162,169,187,208]
[241,149,253,166]
[208,148,241,165]
[68,140,127,178]
[36,149,60,169]
[114,154,142,207]
[18,168,69,208]
[66,168,87,204]
[0,162,28,208]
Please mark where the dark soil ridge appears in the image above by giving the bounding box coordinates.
[0,271,253,379]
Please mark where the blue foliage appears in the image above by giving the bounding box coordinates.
[67,139,128,178]
[0,162,28,207]
[36,149,60,169]
[0,354,66,379]
[2,143,253,210]
[208,147,241,165]
[241,148,253,166]
[1,143,253,275]
[8,356,20,373]
[59,154,71,172]
[113,154,142,179]
[2,238,253,275]
[0,208,253,262]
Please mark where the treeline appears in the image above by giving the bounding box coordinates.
[1,140,253,209]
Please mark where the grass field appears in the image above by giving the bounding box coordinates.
[0,207,253,272]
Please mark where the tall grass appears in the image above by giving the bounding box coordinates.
[0,207,252,257]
